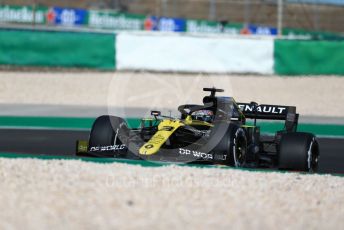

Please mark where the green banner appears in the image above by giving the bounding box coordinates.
[0,29,115,70]
[88,10,145,30]
[186,19,241,34]
[283,27,344,41]
[274,40,344,75]
[0,5,47,24]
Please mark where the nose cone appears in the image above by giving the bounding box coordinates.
[139,119,183,155]
[139,142,160,155]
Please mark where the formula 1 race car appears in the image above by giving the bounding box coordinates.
[76,88,319,172]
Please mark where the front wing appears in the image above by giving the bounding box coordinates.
[76,140,229,164]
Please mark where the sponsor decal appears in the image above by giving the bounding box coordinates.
[248,25,278,36]
[240,26,252,35]
[48,7,87,26]
[144,16,155,30]
[187,20,277,36]
[214,154,227,161]
[46,8,56,24]
[88,10,144,30]
[179,148,213,160]
[144,16,186,32]
[186,19,240,34]
[148,134,165,145]
[161,126,174,131]
[145,144,154,149]
[90,144,126,152]
[0,5,46,24]
[238,104,287,115]
[187,20,222,33]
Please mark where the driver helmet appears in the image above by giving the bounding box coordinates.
[192,110,214,122]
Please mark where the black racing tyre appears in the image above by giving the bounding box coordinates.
[88,115,128,153]
[213,123,247,167]
[278,132,319,172]
[230,126,248,167]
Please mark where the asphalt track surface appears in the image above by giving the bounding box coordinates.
[0,128,343,174]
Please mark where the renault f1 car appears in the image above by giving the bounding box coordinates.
[76,88,319,172]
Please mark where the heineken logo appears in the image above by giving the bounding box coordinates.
[0,5,45,24]
[186,20,239,34]
[88,11,144,30]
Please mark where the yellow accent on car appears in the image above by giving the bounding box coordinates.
[139,119,184,155]
[77,140,88,153]
[184,115,213,127]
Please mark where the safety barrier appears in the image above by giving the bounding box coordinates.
[274,39,344,75]
[0,29,115,70]
[116,32,274,74]
[0,28,343,75]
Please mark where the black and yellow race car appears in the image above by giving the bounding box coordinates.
[76,88,319,172]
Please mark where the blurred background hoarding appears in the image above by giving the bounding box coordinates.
[0,0,342,39]
[0,0,342,74]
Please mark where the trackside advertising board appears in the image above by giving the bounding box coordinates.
[46,7,87,26]
[186,19,241,34]
[0,28,342,75]
[249,25,277,36]
[88,10,145,30]
[144,16,186,32]
[0,5,47,24]
[1,5,342,40]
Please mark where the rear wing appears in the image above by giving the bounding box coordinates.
[237,103,299,132]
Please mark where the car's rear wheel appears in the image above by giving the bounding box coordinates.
[278,132,319,172]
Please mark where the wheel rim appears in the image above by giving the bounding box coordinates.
[311,153,319,172]
[234,137,246,167]
[311,148,319,172]
[308,139,319,172]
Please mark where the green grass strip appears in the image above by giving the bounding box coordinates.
[0,116,343,137]
[0,116,94,129]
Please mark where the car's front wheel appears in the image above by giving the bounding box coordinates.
[88,115,128,156]
[230,127,247,167]
[213,123,248,167]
